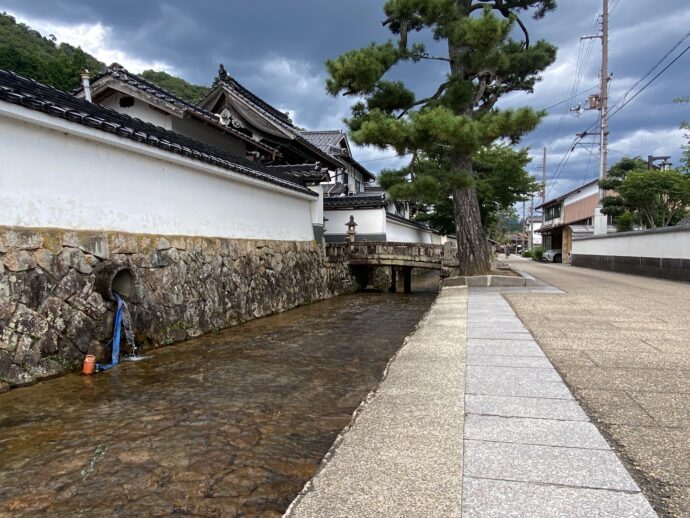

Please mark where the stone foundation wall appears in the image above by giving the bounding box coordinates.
[0,226,355,389]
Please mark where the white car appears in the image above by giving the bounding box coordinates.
[543,249,562,263]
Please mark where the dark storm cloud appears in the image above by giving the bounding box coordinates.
[2,0,688,196]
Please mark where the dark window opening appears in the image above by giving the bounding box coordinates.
[119,96,135,108]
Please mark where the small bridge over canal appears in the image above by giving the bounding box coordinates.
[325,242,458,293]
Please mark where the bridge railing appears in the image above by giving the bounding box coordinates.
[325,241,458,268]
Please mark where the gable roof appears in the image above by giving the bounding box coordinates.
[0,69,315,196]
[301,130,376,182]
[77,64,281,158]
[535,179,599,211]
[209,64,293,125]
[301,130,349,155]
[199,66,343,170]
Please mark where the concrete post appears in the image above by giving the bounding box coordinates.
[403,266,412,294]
[389,267,397,293]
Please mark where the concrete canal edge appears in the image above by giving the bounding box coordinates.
[285,286,467,518]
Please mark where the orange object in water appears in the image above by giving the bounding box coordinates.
[82,355,96,375]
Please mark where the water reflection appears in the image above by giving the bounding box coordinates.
[0,281,436,516]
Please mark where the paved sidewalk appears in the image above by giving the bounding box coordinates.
[286,283,657,517]
[286,287,467,517]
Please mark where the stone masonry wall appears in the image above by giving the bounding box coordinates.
[0,226,355,390]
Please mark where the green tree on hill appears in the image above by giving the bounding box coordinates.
[0,12,208,103]
[0,12,103,90]
[324,0,557,275]
[140,70,209,104]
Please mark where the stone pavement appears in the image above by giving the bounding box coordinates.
[504,259,690,517]
[464,288,654,517]
[286,280,657,517]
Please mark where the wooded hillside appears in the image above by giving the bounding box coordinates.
[0,12,207,102]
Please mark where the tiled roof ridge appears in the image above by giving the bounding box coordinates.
[301,130,344,135]
[83,63,210,119]
[213,66,292,125]
[0,69,315,196]
[79,64,281,156]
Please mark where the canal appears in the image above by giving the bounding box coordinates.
[0,283,436,516]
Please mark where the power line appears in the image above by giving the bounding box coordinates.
[541,85,598,112]
[608,44,690,121]
[608,29,690,114]
[358,153,411,164]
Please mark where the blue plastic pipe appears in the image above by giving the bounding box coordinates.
[97,294,124,371]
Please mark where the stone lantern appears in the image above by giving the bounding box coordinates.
[345,215,357,244]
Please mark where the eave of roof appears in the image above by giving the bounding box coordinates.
[266,163,330,183]
[1,69,315,197]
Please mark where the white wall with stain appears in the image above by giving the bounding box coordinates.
[0,104,316,242]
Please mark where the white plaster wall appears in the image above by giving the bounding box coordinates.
[0,109,315,241]
[530,221,543,245]
[572,229,690,259]
[386,218,433,244]
[324,209,385,236]
[100,93,173,130]
[430,233,443,245]
[308,185,324,225]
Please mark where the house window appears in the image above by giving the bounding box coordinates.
[545,204,561,221]
[119,96,135,108]
[355,179,362,193]
[342,172,349,187]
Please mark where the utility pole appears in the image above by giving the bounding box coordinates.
[595,0,610,234]
[522,200,526,252]
[542,146,547,206]
[529,194,534,250]
[580,0,610,235]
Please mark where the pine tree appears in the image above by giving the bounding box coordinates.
[325,0,557,274]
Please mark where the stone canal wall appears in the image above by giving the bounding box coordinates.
[0,226,355,388]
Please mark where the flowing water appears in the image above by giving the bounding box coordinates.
[0,280,437,517]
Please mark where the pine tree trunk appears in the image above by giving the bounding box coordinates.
[447,7,491,276]
[451,156,491,275]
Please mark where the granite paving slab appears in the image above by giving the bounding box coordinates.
[463,478,657,518]
[463,288,656,517]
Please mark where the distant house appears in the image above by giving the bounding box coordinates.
[536,180,614,262]
[301,130,375,194]
[299,131,442,244]
[525,215,543,247]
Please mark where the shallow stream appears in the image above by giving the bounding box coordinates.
[0,281,436,516]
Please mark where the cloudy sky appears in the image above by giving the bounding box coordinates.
[2,0,688,201]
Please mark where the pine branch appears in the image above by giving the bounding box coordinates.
[396,81,451,119]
